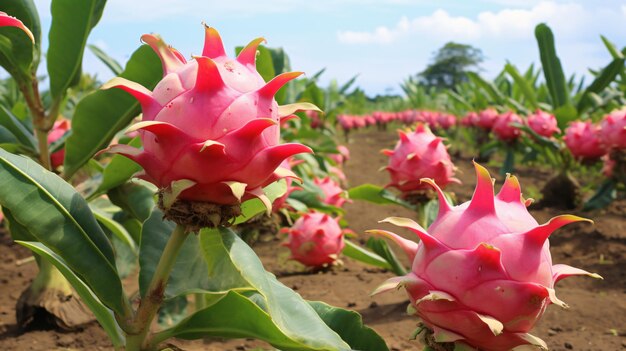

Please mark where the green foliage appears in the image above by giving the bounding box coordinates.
[417,42,484,91]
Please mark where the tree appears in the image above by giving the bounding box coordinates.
[417,42,483,91]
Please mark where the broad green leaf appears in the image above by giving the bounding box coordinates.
[583,179,617,211]
[504,63,538,109]
[138,209,250,298]
[309,301,389,351]
[0,149,127,315]
[554,104,577,130]
[535,23,569,108]
[154,291,341,350]
[92,208,137,254]
[0,11,35,83]
[88,43,122,75]
[16,241,124,348]
[0,0,40,69]
[366,237,406,276]
[577,58,625,113]
[107,182,155,222]
[466,72,505,105]
[63,44,162,178]
[342,239,392,270]
[95,136,142,195]
[348,183,415,210]
[157,295,188,328]
[0,105,36,151]
[47,0,106,100]
[600,35,624,60]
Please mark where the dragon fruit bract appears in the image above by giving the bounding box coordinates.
[103,27,312,211]
[383,124,459,195]
[370,163,600,351]
[564,121,607,160]
[48,119,70,169]
[314,176,349,208]
[282,212,346,268]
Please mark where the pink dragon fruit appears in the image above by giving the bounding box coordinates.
[369,163,600,351]
[527,110,560,138]
[329,145,350,165]
[102,27,313,210]
[281,212,346,268]
[48,119,70,169]
[563,121,607,160]
[461,112,479,127]
[492,111,522,142]
[600,108,626,150]
[477,108,499,130]
[314,176,349,208]
[382,124,459,195]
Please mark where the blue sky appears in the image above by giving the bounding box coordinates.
[29,0,626,96]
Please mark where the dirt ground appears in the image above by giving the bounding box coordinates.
[0,128,624,351]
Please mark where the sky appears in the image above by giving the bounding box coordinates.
[26,0,626,96]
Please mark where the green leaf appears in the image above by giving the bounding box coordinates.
[0,0,40,70]
[47,0,106,100]
[0,149,127,316]
[366,237,406,276]
[466,72,505,105]
[553,104,577,131]
[577,58,625,113]
[63,44,162,178]
[500,147,515,176]
[504,63,538,110]
[155,291,342,350]
[348,184,415,210]
[600,35,624,60]
[107,182,155,222]
[233,179,287,225]
[535,23,569,108]
[0,105,36,150]
[88,43,123,75]
[92,208,138,254]
[309,301,389,351]
[16,241,124,348]
[583,179,617,211]
[95,137,142,195]
[342,239,392,270]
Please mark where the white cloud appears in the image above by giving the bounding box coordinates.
[337,1,588,44]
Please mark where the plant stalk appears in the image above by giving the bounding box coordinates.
[126,224,188,351]
[35,128,51,170]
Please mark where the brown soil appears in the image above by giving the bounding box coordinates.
[1,129,625,351]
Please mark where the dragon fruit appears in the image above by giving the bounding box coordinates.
[281,212,346,268]
[600,108,626,150]
[314,176,349,208]
[564,121,607,160]
[382,124,459,195]
[48,119,70,169]
[527,110,560,138]
[492,111,522,142]
[369,163,600,351]
[477,108,499,130]
[329,145,350,165]
[0,11,34,41]
[102,27,313,212]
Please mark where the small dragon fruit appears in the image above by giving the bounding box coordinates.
[281,212,346,268]
[527,110,560,138]
[314,176,349,208]
[492,111,522,142]
[48,119,70,169]
[329,145,350,165]
[600,108,626,150]
[564,121,607,160]
[102,27,313,214]
[382,124,459,195]
[477,108,498,130]
[369,163,600,351]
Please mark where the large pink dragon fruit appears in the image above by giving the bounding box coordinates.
[281,212,346,268]
[369,163,600,351]
[492,111,522,142]
[48,119,70,169]
[600,108,626,150]
[527,110,560,138]
[382,124,459,195]
[563,121,607,160]
[102,27,313,209]
[314,176,349,208]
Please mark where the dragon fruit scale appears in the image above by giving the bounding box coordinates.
[102,27,314,217]
[369,163,601,351]
[564,121,607,161]
[527,110,560,138]
[281,212,346,268]
[382,124,459,196]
